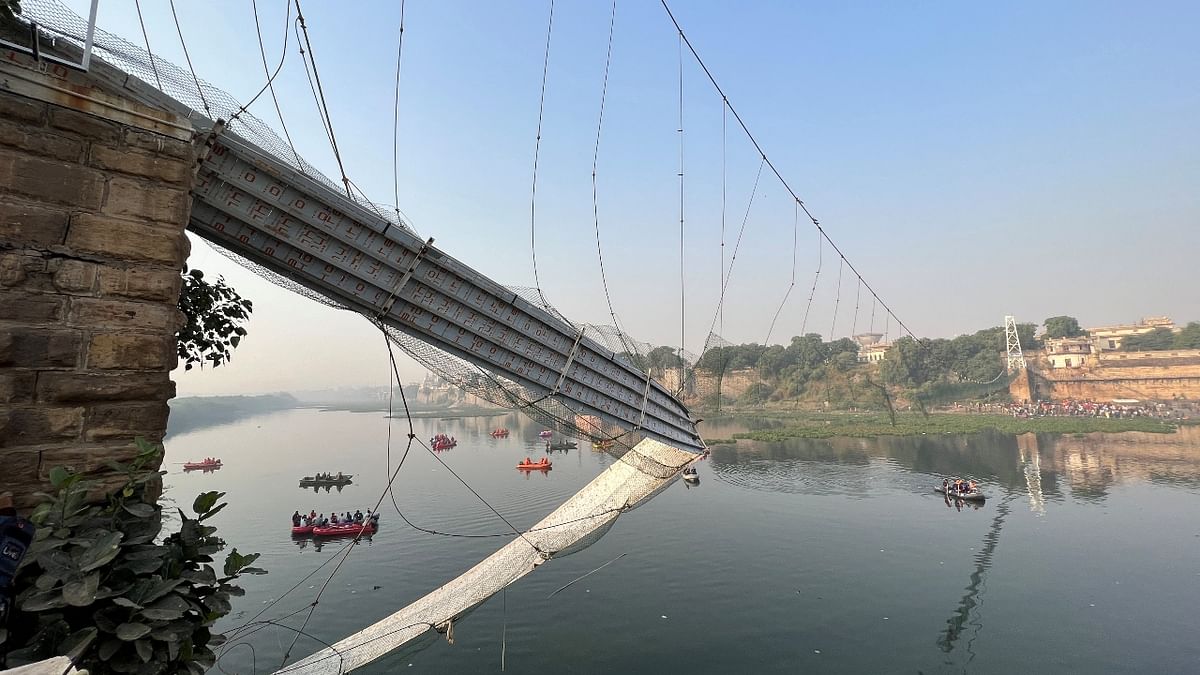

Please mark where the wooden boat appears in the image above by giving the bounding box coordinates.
[934,486,986,502]
[547,441,577,450]
[183,459,222,471]
[299,474,353,487]
[517,459,552,470]
[312,521,377,537]
[592,440,614,451]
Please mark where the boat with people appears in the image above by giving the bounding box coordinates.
[292,510,380,536]
[592,440,615,451]
[299,472,353,487]
[490,428,510,437]
[516,457,552,470]
[183,458,222,471]
[935,477,986,502]
[431,433,457,450]
[537,430,553,439]
[547,440,577,451]
[682,466,699,482]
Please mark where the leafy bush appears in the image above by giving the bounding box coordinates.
[2,440,265,674]
[177,268,252,371]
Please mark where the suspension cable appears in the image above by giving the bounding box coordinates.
[132,0,162,90]
[168,0,212,118]
[529,0,556,298]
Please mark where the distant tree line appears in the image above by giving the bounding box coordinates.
[1121,322,1200,352]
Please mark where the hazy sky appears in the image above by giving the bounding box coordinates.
[57,0,1199,396]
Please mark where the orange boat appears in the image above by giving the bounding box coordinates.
[516,458,552,470]
[490,428,510,437]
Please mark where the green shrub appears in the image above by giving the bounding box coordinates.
[2,439,265,674]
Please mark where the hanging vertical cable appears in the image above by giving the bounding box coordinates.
[133,0,162,91]
[800,229,822,335]
[168,0,212,117]
[829,256,844,340]
[591,0,623,332]
[851,276,861,337]
[247,0,301,171]
[676,31,686,383]
[392,0,408,229]
[294,0,353,199]
[764,198,799,345]
[719,98,727,338]
[869,294,877,333]
[529,0,556,298]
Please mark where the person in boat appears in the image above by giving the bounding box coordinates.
[299,515,308,527]
[309,510,317,521]
[354,510,363,523]
[331,513,339,525]
[968,480,977,492]
[369,512,380,525]
[525,457,531,465]
[942,478,949,492]
[292,511,302,527]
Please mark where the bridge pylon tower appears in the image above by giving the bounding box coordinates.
[1005,315,1026,373]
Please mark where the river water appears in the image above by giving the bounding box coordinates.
[164,410,1200,674]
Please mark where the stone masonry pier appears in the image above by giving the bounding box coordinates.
[0,44,196,508]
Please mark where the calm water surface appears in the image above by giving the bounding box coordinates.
[164,410,1200,674]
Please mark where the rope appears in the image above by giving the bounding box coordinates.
[659,0,922,345]
[392,0,407,228]
[829,256,843,340]
[851,275,861,337]
[676,30,686,387]
[719,98,727,338]
[764,198,799,344]
[248,0,302,170]
[132,0,161,90]
[529,0,556,298]
[294,0,352,200]
[704,156,765,345]
[800,229,822,335]
[168,0,211,118]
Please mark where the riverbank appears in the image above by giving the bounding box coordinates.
[711,411,1176,441]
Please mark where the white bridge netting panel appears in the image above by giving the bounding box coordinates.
[276,439,697,674]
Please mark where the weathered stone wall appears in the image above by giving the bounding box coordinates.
[1011,352,1200,402]
[0,52,196,508]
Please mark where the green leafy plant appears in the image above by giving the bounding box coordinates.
[2,439,265,674]
[176,267,252,371]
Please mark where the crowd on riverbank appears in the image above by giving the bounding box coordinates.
[1002,399,1173,419]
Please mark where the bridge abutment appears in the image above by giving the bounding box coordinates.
[0,49,197,508]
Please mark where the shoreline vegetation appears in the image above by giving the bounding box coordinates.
[710,411,1175,441]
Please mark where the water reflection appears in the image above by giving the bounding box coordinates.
[707,426,1200,505]
[938,495,1014,666]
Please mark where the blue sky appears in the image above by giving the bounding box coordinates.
[54,0,1199,394]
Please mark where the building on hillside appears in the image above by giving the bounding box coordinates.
[1088,316,1176,351]
[853,334,890,363]
[1044,337,1094,369]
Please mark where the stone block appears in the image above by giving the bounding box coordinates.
[86,333,175,370]
[0,406,84,447]
[67,297,180,331]
[123,127,195,161]
[36,441,142,478]
[65,213,187,265]
[47,107,120,143]
[0,147,105,209]
[97,266,182,302]
[0,198,71,247]
[0,372,36,404]
[0,94,47,125]
[0,328,83,368]
[101,177,192,225]
[0,290,66,323]
[37,371,174,403]
[89,143,192,184]
[0,445,41,501]
[51,258,99,294]
[84,402,170,442]
[0,118,85,162]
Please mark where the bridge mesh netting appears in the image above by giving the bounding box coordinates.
[15,0,706,452]
[13,4,708,671]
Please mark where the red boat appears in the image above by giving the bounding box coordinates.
[183,458,222,471]
[291,525,314,536]
[516,458,552,470]
[312,522,377,537]
[490,428,510,437]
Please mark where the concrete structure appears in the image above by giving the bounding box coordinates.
[853,332,890,363]
[0,46,196,509]
[1010,350,1200,402]
[1044,336,1093,369]
[1088,316,1175,351]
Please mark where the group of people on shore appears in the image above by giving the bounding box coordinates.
[292,509,379,528]
[1003,399,1162,419]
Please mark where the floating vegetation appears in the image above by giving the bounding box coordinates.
[731,413,1175,441]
